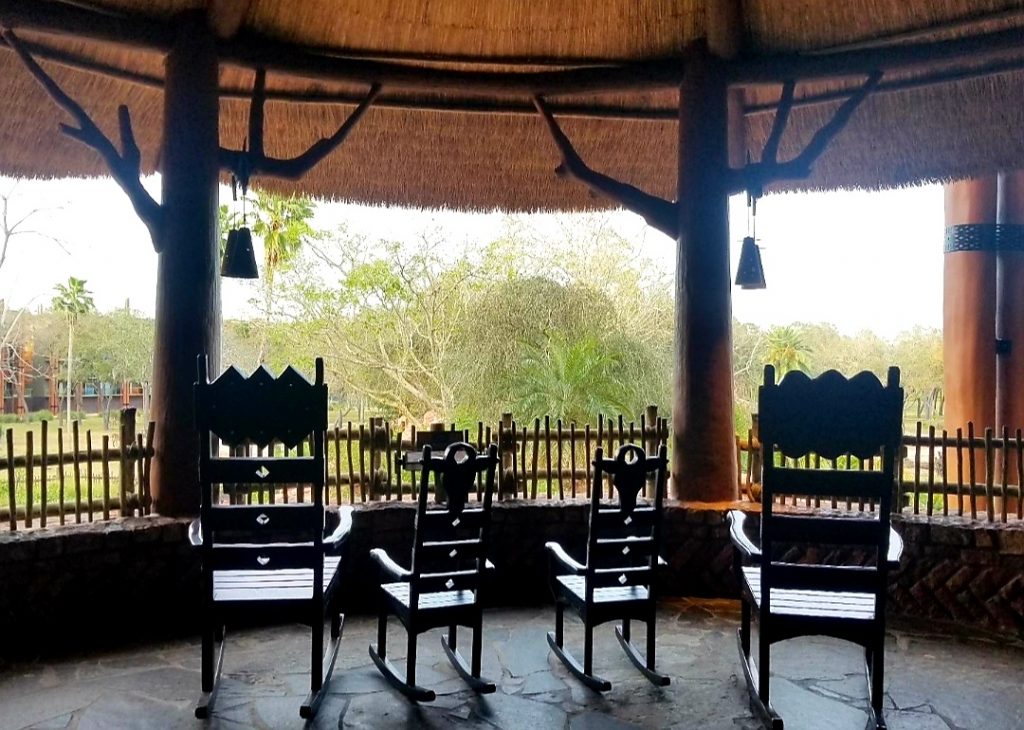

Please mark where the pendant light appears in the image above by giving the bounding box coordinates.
[221,155,258,279]
[735,193,766,289]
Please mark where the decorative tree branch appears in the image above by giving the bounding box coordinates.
[533,95,677,239]
[220,67,382,185]
[0,27,163,250]
[736,71,883,196]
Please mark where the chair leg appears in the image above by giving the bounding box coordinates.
[195,619,226,719]
[448,624,457,652]
[201,621,215,693]
[311,610,323,692]
[869,636,886,728]
[621,618,631,643]
[583,621,594,675]
[471,617,482,677]
[740,599,751,657]
[758,630,771,707]
[645,617,656,671]
[406,630,417,687]
[377,612,388,659]
[555,602,564,647]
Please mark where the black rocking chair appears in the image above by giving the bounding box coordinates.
[369,441,499,701]
[190,356,352,719]
[545,442,670,691]
[728,365,905,730]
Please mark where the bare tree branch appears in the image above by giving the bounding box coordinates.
[221,68,382,184]
[0,28,164,250]
[533,95,677,239]
[735,71,883,195]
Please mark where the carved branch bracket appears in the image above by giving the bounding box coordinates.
[735,71,883,197]
[219,67,381,187]
[1,26,164,250]
[533,95,677,239]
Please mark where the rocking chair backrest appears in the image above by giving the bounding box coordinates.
[758,364,903,610]
[195,355,328,579]
[409,442,498,606]
[585,444,668,604]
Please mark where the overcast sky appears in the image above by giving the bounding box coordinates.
[0,175,943,339]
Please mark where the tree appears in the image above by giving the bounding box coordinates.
[764,325,812,377]
[249,191,317,365]
[76,308,154,428]
[52,277,95,429]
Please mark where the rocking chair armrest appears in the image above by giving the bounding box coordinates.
[370,548,412,581]
[727,510,762,563]
[324,506,354,548]
[887,527,904,567]
[545,541,586,575]
[188,518,203,548]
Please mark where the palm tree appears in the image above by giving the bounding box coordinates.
[249,191,316,364]
[52,277,95,430]
[764,325,811,377]
[515,334,632,424]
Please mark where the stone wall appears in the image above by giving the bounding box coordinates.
[1,503,1023,659]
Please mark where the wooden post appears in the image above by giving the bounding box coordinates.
[150,11,221,516]
[119,407,136,515]
[498,412,513,499]
[943,177,997,512]
[672,40,737,502]
[996,170,1024,514]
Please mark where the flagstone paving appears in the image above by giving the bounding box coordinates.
[1,599,1021,729]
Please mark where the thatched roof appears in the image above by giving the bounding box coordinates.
[1,1,1023,210]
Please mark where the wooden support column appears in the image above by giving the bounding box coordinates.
[996,171,1024,505]
[943,177,997,495]
[672,41,736,502]
[151,11,221,516]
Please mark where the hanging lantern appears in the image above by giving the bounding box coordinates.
[735,236,766,289]
[221,227,258,278]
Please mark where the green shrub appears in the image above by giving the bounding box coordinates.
[26,410,54,422]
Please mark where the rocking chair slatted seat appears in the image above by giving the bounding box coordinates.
[189,356,352,720]
[545,442,670,691]
[369,441,499,702]
[727,365,904,730]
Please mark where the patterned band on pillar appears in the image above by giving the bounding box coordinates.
[943,224,1024,252]
[943,224,996,253]
[997,224,1024,251]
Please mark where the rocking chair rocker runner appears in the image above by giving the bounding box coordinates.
[545,443,670,691]
[369,442,499,702]
[728,365,904,730]
[190,356,352,719]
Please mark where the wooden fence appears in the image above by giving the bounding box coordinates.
[228,407,671,507]
[1,408,155,531]
[737,420,1024,523]
[10,407,1022,531]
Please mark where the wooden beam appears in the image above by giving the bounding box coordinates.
[219,36,686,96]
[731,25,1024,83]
[206,0,252,40]
[0,0,172,52]
[745,55,1024,115]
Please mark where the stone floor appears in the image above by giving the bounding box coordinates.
[1,600,1022,730]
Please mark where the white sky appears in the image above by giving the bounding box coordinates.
[0,176,943,339]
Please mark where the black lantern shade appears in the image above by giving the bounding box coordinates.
[735,236,766,289]
[221,227,258,279]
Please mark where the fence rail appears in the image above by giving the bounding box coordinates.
[7,407,1023,531]
[737,420,1024,523]
[1,408,155,530]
